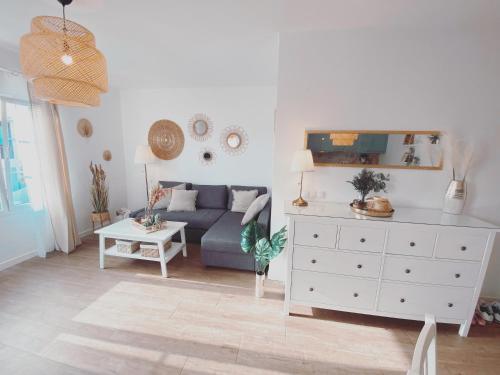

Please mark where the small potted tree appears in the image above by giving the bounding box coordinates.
[90,162,110,229]
[347,168,390,210]
[241,221,287,298]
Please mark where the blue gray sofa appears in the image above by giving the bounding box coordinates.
[130,182,271,271]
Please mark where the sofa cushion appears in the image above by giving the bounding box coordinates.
[201,211,245,254]
[192,184,227,209]
[134,208,225,230]
[168,189,198,212]
[159,180,192,190]
[227,185,267,209]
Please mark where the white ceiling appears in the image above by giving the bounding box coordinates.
[1,0,499,88]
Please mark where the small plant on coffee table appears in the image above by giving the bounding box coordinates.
[347,168,390,208]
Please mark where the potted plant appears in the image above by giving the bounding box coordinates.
[241,220,287,298]
[347,168,390,209]
[90,162,110,227]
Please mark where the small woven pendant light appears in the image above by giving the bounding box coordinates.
[20,0,108,107]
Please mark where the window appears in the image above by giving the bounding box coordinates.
[0,97,38,211]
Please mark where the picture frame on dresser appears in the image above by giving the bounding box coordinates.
[284,201,499,337]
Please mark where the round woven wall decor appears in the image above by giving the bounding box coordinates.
[148,120,185,160]
[77,118,93,138]
[103,150,112,161]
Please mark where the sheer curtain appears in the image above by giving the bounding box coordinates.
[28,85,81,253]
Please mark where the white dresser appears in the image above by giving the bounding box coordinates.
[284,202,499,336]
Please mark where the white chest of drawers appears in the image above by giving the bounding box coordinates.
[284,202,499,336]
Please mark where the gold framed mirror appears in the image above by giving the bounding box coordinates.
[188,113,213,141]
[220,126,248,155]
[305,130,443,170]
[227,133,241,148]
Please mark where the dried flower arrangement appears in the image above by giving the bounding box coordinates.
[89,162,109,213]
[133,184,168,232]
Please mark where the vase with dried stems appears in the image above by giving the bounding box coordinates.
[443,136,473,214]
[90,162,110,228]
[134,184,166,231]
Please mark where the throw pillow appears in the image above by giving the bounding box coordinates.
[231,189,258,213]
[241,194,270,225]
[155,183,186,209]
[167,189,198,212]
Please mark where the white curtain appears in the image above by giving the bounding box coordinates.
[28,85,81,253]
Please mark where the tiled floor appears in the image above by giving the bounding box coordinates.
[0,236,499,374]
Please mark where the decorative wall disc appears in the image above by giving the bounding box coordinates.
[220,126,248,156]
[77,118,93,138]
[199,147,216,166]
[103,150,112,161]
[188,113,213,142]
[148,119,185,160]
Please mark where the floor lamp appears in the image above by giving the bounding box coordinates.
[134,145,158,201]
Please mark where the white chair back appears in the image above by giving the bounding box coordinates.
[407,314,437,375]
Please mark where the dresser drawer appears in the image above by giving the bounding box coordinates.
[383,256,481,287]
[291,270,378,310]
[293,246,382,278]
[378,282,473,320]
[338,226,385,253]
[294,221,337,248]
[435,234,488,261]
[386,229,436,257]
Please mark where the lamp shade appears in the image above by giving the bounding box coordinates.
[20,16,108,107]
[134,145,158,164]
[291,149,314,172]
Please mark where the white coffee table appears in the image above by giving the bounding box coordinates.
[95,219,187,278]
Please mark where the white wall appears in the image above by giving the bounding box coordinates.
[120,86,276,210]
[270,28,500,297]
[59,90,127,236]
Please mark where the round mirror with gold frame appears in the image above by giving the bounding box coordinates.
[188,113,213,141]
[220,126,248,155]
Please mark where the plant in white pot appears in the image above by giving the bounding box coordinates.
[241,220,287,298]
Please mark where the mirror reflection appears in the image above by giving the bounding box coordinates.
[227,133,241,149]
[306,131,442,169]
[193,120,208,136]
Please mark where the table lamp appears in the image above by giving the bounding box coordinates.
[291,149,314,206]
[134,145,158,200]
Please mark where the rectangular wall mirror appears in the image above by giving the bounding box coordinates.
[305,130,443,170]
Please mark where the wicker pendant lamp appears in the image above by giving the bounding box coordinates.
[20,0,108,107]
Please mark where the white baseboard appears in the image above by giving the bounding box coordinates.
[0,251,37,271]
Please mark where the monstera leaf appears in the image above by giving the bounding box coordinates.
[240,220,265,254]
[270,226,287,258]
[255,237,272,272]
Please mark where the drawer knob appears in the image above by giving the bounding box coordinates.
[405,269,411,274]
[448,303,454,308]
[357,264,363,269]
[353,292,359,298]
[461,246,467,251]
[409,242,416,247]
[313,234,319,239]
[400,298,406,303]
[309,287,314,292]
[311,259,317,264]
[360,238,366,243]
[455,273,461,278]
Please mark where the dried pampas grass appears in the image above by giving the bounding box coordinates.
[443,134,474,181]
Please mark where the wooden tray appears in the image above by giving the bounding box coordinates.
[132,220,167,233]
[349,203,394,218]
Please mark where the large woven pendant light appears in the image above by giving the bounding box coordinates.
[20,0,108,107]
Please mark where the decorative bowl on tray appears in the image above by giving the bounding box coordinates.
[132,215,166,233]
[350,196,394,218]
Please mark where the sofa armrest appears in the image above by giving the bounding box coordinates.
[257,199,271,236]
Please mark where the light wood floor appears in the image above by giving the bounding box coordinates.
[1,236,499,374]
